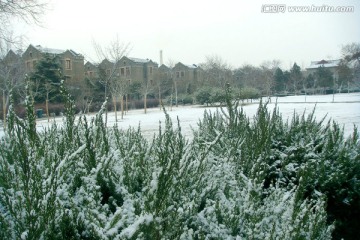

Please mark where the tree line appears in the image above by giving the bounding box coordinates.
[0,0,359,125]
[1,43,359,124]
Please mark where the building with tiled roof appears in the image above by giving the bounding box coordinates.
[22,44,85,83]
[172,62,203,94]
[306,59,341,79]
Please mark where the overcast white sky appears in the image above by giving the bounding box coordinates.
[15,0,360,69]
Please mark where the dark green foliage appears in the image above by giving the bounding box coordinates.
[289,62,303,92]
[29,53,63,103]
[239,87,261,101]
[274,67,286,92]
[195,86,212,105]
[194,87,360,239]
[315,66,334,88]
[305,73,315,89]
[195,86,234,106]
[177,94,193,105]
[337,62,353,88]
[210,87,227,104]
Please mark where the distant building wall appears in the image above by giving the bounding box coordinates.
[306,59,341,80]
[22,44,85,82]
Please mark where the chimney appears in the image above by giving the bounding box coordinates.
[160,50,163,66]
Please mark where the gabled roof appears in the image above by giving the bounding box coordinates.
[34,45,64,55]
[186,64,199,69]
[4,49,21,60]
[129,57,151,63]
[85,61,97,70]
[85,61,96,67]
[26,45,83,58]
[174,62,199,69]
[1,50,21,66]
[64,49,83,57]
[100,58,114,65]
[306,59,341,69]
[118,56,158,66]
[159,64,170,70]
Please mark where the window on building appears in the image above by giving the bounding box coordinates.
[120,67,125,76]
[106,69,111,76]
[26,61,31,70]
[181,71,185,77]
[65,59,71,69]
[126,67,130,76]
[149,66,153,74]
[89,71,93,77]
[29,52,33,58]
[176,71,180,78]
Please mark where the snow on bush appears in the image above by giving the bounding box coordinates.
[0,86,358,239]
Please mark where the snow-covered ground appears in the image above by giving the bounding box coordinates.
[1,92,359,139]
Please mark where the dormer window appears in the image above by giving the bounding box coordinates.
[65,59,71,69]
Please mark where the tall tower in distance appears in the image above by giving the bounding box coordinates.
[160,50,163,66]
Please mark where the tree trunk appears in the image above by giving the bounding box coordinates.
[170,86,173,111]
[175,81,178,107]
[105,84,108,126]
[121,95,124,120]
[46,98,49,122]
[144,93,147,114]
[2,91,6,130]
[125,94,128,113]
[87,99,92,114]
[114,96,117,122]
[159,86,161,110]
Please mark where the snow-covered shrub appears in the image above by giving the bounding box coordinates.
[4,84,359,239]
[194,86,360,239]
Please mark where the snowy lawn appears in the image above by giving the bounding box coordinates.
[1,92,359,138]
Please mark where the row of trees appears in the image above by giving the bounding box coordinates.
[233,59,357,97]
[1,43,359,125]
[76,44,359,117]
[0,0,359,124]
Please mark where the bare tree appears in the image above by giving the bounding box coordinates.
[0,0,47,47]
[342,43,360,63]
[166,59,177,109]
[341,42,360,90]
[0,48,25,129]
[93,36,131,123]
[200,55,233,88]
[0,0,47,127]
[260,60,281,99]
